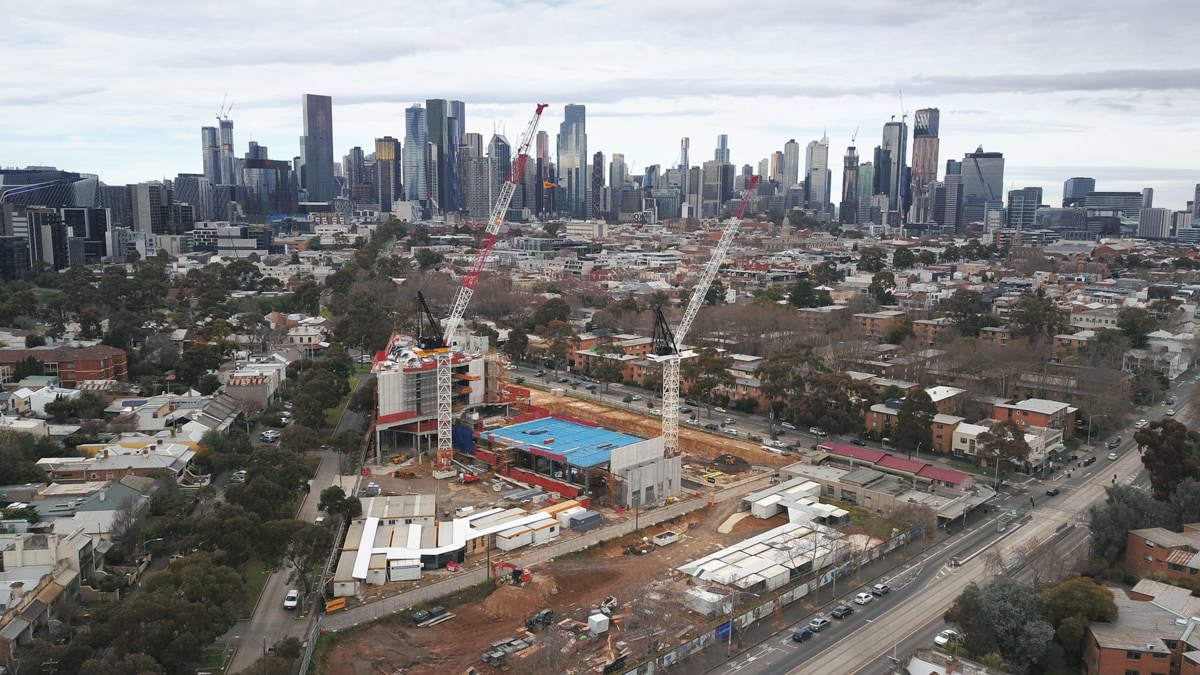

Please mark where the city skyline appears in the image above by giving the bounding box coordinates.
[3,1,1199,206]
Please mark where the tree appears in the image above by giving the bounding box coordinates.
[883,322,914,345]
[541,320,576,373]
[1087,485,1177,561]
[503,325,530,362]
[241,656,291,675]
[892,247,915,269]
[1008,294,1066,341]
[917,250,937,265]
[197,373,222,395]
[788,280,832,308]
[43,395,78,422]
[892,389,937,453]
[414,248,444,270]
[175,344,224,385]
[810,261,842,286]
[319,485,348,515]
[857,247,886,273]
[264,520,334,597]
[187,504,264,567]
[681,347,735,410]
[936,289,1000,337]
[867,271,896,305]
[590,354,626,391]
[945,578,1054,674]
[1135,419,1200,500]
[531,297,572,328]
[110,496,146,560]
[1042,577,1117,661]
[24,333,46,348]
[705,277,726,305]
[1117,307,1157,348]
[977,420,1033,471]
[348,377,377,415]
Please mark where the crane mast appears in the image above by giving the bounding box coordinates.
[657,176,759,458]
[432,103,548,462]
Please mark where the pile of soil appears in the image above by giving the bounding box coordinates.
[480,575,558,620]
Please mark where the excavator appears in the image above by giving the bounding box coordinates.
[490,560,531,587]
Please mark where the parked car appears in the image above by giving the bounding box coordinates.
[934,628,961,648]
[557,377,570,383]
[831,605,854,619]
[809,426,827,437]
[723,428,739,437]
[807,617,832,632]
[260,430,281,443]
[703,423,719,431]
[1135,419,1148,429]
[650,409,662,417]
[871,583,891,596]
[283,590,300,610]
[1045,487,1060,497]
[781,422,797,430]
[230,470,247,484]
[1167,409,1176,416]
[631,395,643,401]
[792,627,814,642]
[680,406,693,414]
[748,434,763,443]
[723,417,735,425]
[1107,451,1119,460]
[713,407,727,414]
[536,369,546,377]
[853,592,874,605]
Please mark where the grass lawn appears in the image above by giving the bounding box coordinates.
[239,559,271,618]
[199,647,234,675]
[826,499,905,540]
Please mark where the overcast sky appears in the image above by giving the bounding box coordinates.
[4,0,1199,208]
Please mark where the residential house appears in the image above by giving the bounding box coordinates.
[38,439,204,485]
[1123,347,1189,381]
[0,528,98,660]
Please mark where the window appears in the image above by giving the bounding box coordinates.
[1145,554,1155,562]
[1127,651,1142,660]
[1146,540,1155,547]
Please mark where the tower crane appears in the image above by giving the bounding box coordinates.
[415,103,549,466]
[650,175,759,458]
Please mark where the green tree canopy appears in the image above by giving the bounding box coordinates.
[1135,419,1200,499]
[892,389,937,452]
[945,578,1054,674]
[1041,577,1117,661]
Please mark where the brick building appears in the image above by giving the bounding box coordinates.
[912,317,956,346]
[977,326,1013,347]
[992,398,1076,436]
[1084,580,1200,675]
[0,345,128,386]
[853,310,906,340]
[1125,525,1200,582]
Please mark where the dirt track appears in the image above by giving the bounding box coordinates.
[529,390,792,468]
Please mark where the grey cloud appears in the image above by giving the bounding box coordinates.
[0,86,106,108]
[904,69,1200,95]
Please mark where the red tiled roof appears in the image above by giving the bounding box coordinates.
[820,443,885,464]
[916,464,970,485]
[877,455,927,475]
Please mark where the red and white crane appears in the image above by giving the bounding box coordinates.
[418,103,548,461]
[651,175,760,458]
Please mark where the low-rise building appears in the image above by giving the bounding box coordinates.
[977,326,1013,347]
[38,440,204,485]
[1124,347,1189,381]
[1125,524,1200,582]
[854,310,906,340]
[992,398,1077,435]
[1084,582,1200,675]
[0,345,128,386]
[912,317,956,346]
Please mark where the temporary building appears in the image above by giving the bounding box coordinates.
[568,510,602,532]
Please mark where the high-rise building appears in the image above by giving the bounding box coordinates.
[132,182,169,234]
[961,146,1004,224]
[60,207,109,264]
[881,121,908,221]
[715,135,730,163]
[783,139,800,188]
[701,160,725,217]
[857,162,876,225]
[1086,191,1144,220]
[609,153,626,192]
[1138,207,1173,239]
[403,104,430,202]
[758,158,770,178]
[201,126,221,186]
[216,117,238,186]
[1192,184,1200,220]
[770,151,784,183]
[447,100,465,212]
[1006,187,1043,230]
[591,152,605,218]
[679,137,690,198]
[375,137,402,213]
[488,134,512,206]
[173,173,213,221]
[344,146,366,196]
[805,136,831,212]
[557,104,588,218]
[299,94,336,201]
[934,160,964,231]
[872,147,891,196]
[465,133,484,161]
[243,158,299,222]
[1062,177,1096,207]
[840,144,859,225]
[910,108,940,207]
[1142,187,1154,209]
[459,140,491,219]
[426,99,449,213]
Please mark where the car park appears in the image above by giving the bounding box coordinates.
[831,605,854,619]
[283,590,300,610]
[792,627,814,642]
[934,629,961,648]
[808,617,832,632]
[1107,451,1118,460]
[871,583,891,596]
[853,592,873,605]
[1045,487,1060,496]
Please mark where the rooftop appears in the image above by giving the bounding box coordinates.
[484,416,643,468]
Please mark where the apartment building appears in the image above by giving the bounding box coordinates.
[992,398,1076,435]
[0,345,128,386]
[911,317,956,346]
[1125,525,1200,582]
[853,310,906,339]
[1084,581,1200,675]
[977,326,1013,347]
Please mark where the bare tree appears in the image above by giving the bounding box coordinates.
[110,496,146,560]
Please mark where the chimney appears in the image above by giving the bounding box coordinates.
[10,581,24,600]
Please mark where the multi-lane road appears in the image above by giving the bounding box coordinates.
[701,378,1191,675]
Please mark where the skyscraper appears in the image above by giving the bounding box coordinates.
[375,137,402,213]
[1062,177,1096,207]
[447,100,465,212]
[840,144,859,225]
[1142,187,1154,209]
[715,135,730,163]
[679,137,690,198]
[805,136,830,212]
[935,160,965,232]
[465,133,484,160]
[783,139,800,188]
[910,108,940,205]
[403,105,430,202]
[609,153,626,191]
[344,146,366,194]
[299,94,336,201]
[218,117,238,186]
[881,120,908,221]
[488,133,511,205]
[1138,207,1172,239]
[557,104,588,218]
[1006,187,1043,230]
[174,174,213,222]
[857,161,876,224]
[426,99,449,212]
[770,151,784,183]
[201,127,221,186]
[757,158,769,178]
[1193,184,1200,220]
[591,152,604,219]
[961,146,1005,224]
